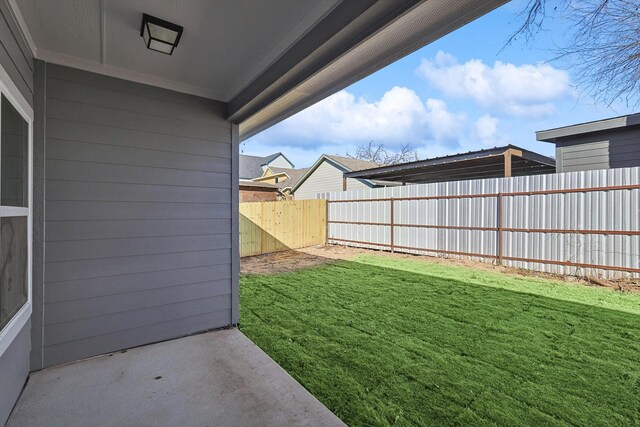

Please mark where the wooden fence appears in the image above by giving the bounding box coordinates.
[239,199,327,257]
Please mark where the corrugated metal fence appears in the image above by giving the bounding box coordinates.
[321,167,640,279]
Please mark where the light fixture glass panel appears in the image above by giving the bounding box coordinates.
[148,22,179,44]
[1,95,28,207]
[143,23,151,47]
[0,216,27,331]
[148,39,174,54]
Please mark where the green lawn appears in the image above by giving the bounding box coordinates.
[239,255,640,426]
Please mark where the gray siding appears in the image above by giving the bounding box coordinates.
[0,5,32,424]
[556,128,640,172]
[40,63,234,368]
[295,160,372,200]
[0,320,30,426]
[0,3,32,106]
[267,155,293,169]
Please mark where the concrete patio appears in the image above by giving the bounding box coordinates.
[7,329,344,427]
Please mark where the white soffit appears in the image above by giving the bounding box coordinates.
[11,0,340,101]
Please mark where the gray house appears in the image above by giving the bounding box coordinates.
[537,113,640,172]
[239,152,294,180]
[0,0,507,425]
[293,154,398,199]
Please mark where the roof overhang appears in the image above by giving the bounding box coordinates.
[235,0,508,140]
[344,146,556,184]
[239,180,280,191]
[253,172,290,182]
[537,113,640,143]
[9,0,507,140]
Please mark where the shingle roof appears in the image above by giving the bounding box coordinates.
[239,152,293,179]
[239,155,267,179]
[270,167,310,189]
[324,154,381,171]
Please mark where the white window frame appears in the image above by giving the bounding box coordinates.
[0,61,33,358]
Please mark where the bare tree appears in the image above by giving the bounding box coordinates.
[347,141,419,165]
[509,0,640,107]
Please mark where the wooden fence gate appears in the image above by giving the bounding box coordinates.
[239,199,327,257]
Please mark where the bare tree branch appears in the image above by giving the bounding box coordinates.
[346,141,419,165]
[509,0,640,107]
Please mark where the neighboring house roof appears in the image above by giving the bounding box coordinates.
[291,154,386,193]
[324,154,381,172]
[261,152,295,168]
[239,179,280,190]
[268,166,294,175]
[344,145,556,184]
[239,152,294,179]
[271,167,310,190]
[537,113,640,143]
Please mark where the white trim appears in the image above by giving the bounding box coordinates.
[35,49,227,101]
[0,302,31,356]
[0,59,33,121]
[0,206,28,216]
[0,58,33,359]
[4,0,36,58]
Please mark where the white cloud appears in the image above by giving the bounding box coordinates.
[245,86,515,167]
[417,51,572,117]
[473,114,508,147]
[288,86,465,145]
[248,87,468,155]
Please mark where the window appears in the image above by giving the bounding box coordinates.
[0,70,32,357]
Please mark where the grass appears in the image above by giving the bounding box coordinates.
[239,255,640,426]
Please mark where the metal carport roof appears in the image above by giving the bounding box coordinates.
[344,145,556,184]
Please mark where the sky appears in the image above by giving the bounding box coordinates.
[242,1,636,168]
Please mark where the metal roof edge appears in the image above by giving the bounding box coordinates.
[536,113,640,143]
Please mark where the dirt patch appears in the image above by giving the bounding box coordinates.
[241,245,640,293]
[240,246,341,274]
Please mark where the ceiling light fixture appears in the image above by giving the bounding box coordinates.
[140,13,183,55]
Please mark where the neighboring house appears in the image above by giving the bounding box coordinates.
[253,166,310,197]
[0,0,509,424]
[239,152,294,180]
[239,180,281,203]
[344,145,556,185]
[537,113,640,172]
[252,166,291,185]
[292,154,397,200]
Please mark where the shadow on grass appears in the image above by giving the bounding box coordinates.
[240,260,640,427]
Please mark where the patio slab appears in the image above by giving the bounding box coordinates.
[7,329,345,427]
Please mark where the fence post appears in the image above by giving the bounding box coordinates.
[325,198,329,244]
[390,198,395,253]
[496,193,503,264]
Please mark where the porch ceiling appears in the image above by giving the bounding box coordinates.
[12,0,340,101]
[9,0,508,139]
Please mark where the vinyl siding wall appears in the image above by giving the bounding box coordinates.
[294,160,371,200]
[556,128,640,172]
[267,155,293,169]
[0,3,32,425]
[38,63,236,368]
[0,320,30,426]
[0,2,32,105]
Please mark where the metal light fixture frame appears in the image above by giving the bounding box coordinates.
[140,13,184,55]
